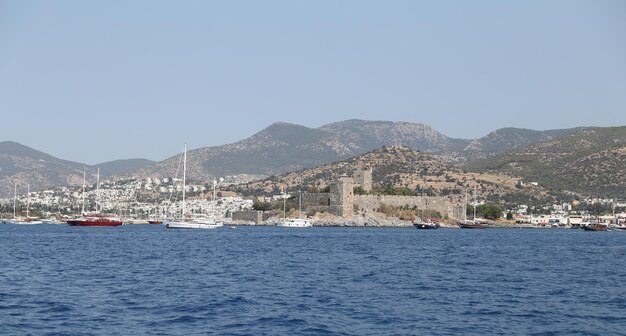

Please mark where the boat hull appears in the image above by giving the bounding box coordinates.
[458,222,488,229]
[147,220,163,224]
[413,222,439,229]
[582,224,608,231]
[276,218,312,227]
[67,220,123,227]
[164,221,223,229]
[3,220,44,225]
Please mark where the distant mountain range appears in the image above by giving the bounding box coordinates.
[1,120,619,199]
[131,120,584,181]
[0,141,155,198]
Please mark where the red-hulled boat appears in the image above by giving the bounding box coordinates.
[67,214,123,227]
[148,220,163,224]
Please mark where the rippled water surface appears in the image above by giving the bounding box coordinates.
[1,225,625,335]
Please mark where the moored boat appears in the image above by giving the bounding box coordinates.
[458,187,488,229]
[4,218,44,225]
[67,214,123,227]
[581,223,608,231]
[165,217,223,229]
[276,218,312,228]
[413,221,439,229]
[42,218,64,224]
[164,144,224,230]
[275,190,313,228]
[458,220,488,229]
[6,184,43,224]
[67,168,123,227]
[147,220,163,224]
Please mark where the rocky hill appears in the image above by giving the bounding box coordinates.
[462,127,585,160]
[230,146,546,204]
[131,120,582,181]
[0,141,153,198]
[0,141,88,198]
[466,127,626,198]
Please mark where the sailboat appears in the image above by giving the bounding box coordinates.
[5,183,43,224]
[147,195,163,224]
[164,144,223,229]
[276,190,312,227]
[67,169,123,227]
[458,187,487,229]
[414,196,439,229]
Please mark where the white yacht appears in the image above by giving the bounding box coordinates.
[164,144,223,230]
[4,183,43,224]
[166,217,224,229]
[275,190,313,227]
[276,217,312,228]
[4,218,44,225]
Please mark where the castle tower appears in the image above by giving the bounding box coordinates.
[330,175,354,218]
[353,167,372,192]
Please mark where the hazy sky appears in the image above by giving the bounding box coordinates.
[1,1,625,164]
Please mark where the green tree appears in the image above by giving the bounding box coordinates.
[477,203,503,219]
[586,203,609,217]
[353,186,367,195]
[252,199,271,211]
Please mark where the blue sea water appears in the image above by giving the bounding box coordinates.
[0,225,625,335]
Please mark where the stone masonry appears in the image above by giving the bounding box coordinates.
[330,175,354,219]
[353,167,372,192]
[353,195,455,219]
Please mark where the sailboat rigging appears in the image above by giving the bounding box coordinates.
[276,189,312,227]
[164,144,223,229]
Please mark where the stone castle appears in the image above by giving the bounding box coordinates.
[233,167,458,223]
[302,168,456,219]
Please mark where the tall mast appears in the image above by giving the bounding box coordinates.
[613,200,616,223]
[283,189,286,219]
[13,183,17,219]
[26,184,30,218]
[96,167,100,213]
[212,178,217,216]
[463,188,468,222]
[182,143,187,221]
[81,171,85,215]
[299,190,302,218]
[473,185,477,220]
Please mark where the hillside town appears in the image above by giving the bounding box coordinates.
[0,177,254,223]
[1,173,624,228]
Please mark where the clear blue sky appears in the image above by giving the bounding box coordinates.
[1,0,625,164]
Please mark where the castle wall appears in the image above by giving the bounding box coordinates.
[301,193,330,206]
[232,210,263,224]
[297,174,462,220]
[354,195,456,218]
[231,210,275,224]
